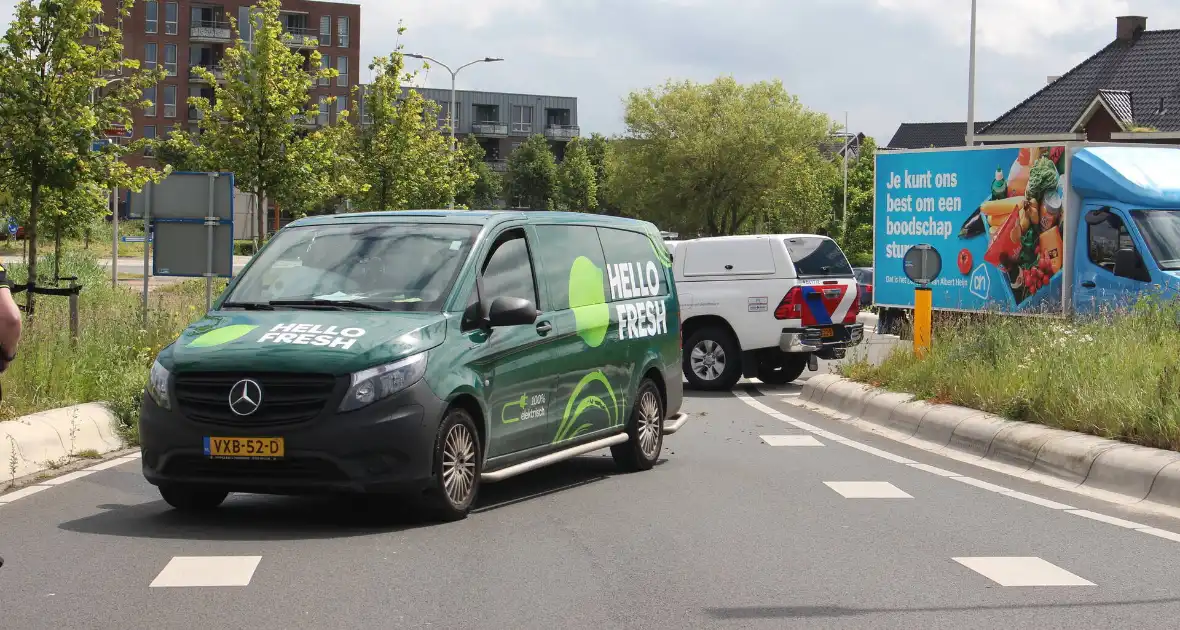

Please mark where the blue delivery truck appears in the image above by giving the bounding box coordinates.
[872,142,1180,322]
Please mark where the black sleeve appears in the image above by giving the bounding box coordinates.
[0,263,11,290]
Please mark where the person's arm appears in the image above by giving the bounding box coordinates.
[0,263,22,369]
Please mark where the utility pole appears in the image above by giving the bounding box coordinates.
[405,54,504,209]
[842,111,850,239]
[966,0,978,145]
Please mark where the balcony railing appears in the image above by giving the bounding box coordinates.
[190,64,226,82]
[485,159,507,172]
[190,20,231,41]
[545,124,580,141]
[284,27,318,48]
[472,122,509,137]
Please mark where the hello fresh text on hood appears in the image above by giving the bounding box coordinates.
[257,323,368,349]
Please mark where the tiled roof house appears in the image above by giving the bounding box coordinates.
[886,121,991,149]
[976,15,1180,144]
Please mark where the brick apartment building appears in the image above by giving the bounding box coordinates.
[99,0,360,165]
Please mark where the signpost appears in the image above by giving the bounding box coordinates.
[128,172,235,319]
[903,244,942,358]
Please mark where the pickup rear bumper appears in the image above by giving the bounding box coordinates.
[779,323,865,355]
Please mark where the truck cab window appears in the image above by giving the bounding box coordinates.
[1087,212,1135,275]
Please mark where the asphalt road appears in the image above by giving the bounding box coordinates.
[5,374,1180,629]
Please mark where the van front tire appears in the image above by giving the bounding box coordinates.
[158,485,228,512]
[422,407,482,522]
[684,327,742,390]
[612,378,664,472]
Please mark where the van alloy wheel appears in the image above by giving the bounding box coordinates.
[612,378,664,472]
[637,388,662,459]
[442,423,477,506]
[690,339,726,381]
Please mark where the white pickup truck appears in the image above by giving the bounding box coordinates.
[665,234,865,390]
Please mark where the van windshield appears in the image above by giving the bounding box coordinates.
[223,222,480,311]
[1131,210,1180,271]
[783,237,853,278]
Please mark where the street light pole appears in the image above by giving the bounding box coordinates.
[92,75,129,287]
[966,0,978,146]
[405,54,504,209]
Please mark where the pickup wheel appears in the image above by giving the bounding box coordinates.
[757,353,809,385]
[684,327,742,390]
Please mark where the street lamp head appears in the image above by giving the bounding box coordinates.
[485,57,504,62]
[405,53,424,59]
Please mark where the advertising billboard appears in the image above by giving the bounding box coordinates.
[873,145,1068,313]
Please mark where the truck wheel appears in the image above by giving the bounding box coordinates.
[757,353,808,385]
[612,378,664,472]
[158,485,228,512]
[422,407,482,522]
[683,327,742,390]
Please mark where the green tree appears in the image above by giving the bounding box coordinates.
[505,134,558,210]
[557,137,596,211]
[184,0,337,245]
[583,133,615,214]
[0,0,165,312]
[611,76,837,237]
[455,135,502,209]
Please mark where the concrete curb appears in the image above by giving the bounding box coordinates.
[797,376,1180,514]
[0,403,126,483]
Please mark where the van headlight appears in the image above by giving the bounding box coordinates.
[148,360,172,410]
[339,353,428,412]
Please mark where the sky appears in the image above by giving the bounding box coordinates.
[2,0,1179,145]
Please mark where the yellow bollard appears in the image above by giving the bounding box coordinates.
[914,287,932,358]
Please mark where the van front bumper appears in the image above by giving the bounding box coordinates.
[138,378,447,496]
[779,323,865,354]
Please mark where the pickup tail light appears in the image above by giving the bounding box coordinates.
[774,287,805,322]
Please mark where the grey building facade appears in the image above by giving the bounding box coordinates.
[358,86,580,171]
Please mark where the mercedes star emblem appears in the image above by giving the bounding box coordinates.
[228,379,263,416]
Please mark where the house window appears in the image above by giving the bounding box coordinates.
[337,16,349,47]
[337,56,348,87]
[163,84,177,118]
[143,125,156,157]
[145,1,157,33]
[144,86,157,117]
[164,2,178,35]
[319,54,330,87]
[144,43,157,71]
[319,15,331,46]
[238,7,254,45]
[164,43,177,76]
[512,105,532,133]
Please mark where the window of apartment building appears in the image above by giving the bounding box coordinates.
[512,106,532,133]
[238,7,254,45]
[165,2,178,35]
[164,43,177,76]
[319,15,331,46]
[144,43,157,71]
[337,56,348,87]
[319,54,330,87]
[144,86,157,117]
[143,126,156,157]
[163,84,177,118]
[145,1,158,33]
[337,16,349,47]
[317,95,328,126]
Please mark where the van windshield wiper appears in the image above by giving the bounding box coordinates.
[268,298,389,311]
[222,301,275,311]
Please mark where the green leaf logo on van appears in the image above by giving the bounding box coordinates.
[648,233,673,268]
[186,324,259,348]
[553,370,619,443]
[568,255,610,348]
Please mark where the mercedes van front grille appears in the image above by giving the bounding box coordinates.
[173,372,340,426]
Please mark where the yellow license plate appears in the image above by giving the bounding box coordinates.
[204,436,285,458]
[820,327,835,338]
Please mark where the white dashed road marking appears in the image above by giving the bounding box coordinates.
[0,484,49,503]
[953,557,1095,587]
[760,435,824,447]
[41,470,98,486]
[824,481,912,499]
[150,556,263,588]
[0,452,141,506]
[733,389,1180,543]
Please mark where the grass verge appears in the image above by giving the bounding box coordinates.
[840,304,1180,452]
[1,250,223,446]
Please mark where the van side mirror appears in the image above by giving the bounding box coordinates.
[488,296,539,328]
[1114,248,1151,282]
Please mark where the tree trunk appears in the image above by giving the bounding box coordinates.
[253,188,264,251]
[26,181,40,316]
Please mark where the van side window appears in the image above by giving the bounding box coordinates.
[598,227,669,300]
[474,229,539,307]
[1087,212,1135,273]
[532,225,608,311]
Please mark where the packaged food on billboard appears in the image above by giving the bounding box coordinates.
[985,210,1024,268]
[1040,226,1063,273]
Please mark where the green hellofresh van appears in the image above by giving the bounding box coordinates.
[139,210,688,521]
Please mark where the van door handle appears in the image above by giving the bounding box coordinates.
[536,321,553,335]
[1081,281,1096,288]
